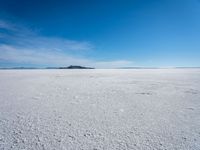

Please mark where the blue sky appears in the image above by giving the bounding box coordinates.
[0,0,200,68]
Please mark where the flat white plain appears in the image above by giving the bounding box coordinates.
[0,69,200,150]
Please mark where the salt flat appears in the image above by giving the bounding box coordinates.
[0,69,200,150]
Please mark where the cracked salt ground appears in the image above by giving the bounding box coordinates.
[0,69,200,149]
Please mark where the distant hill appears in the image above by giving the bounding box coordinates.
[1,66,200,70]
[0,65,94,70]
[58,65,94,69]
[46,65,94,69]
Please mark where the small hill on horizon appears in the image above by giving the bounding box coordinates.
[58,65,94,69]
[0,65,95,70]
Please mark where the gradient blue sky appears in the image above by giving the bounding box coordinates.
[0,0,200,68]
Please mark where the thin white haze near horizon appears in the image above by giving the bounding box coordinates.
[0,20,134,68]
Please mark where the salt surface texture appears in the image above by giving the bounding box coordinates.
[0,69,200,149]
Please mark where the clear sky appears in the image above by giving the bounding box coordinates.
[0,0,200,68]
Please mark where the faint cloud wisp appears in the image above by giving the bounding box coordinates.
[0,19,134,68]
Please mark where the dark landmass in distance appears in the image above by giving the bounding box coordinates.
[0,65,95,70]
